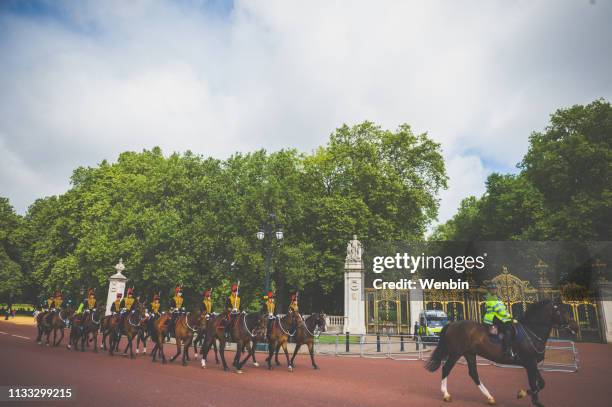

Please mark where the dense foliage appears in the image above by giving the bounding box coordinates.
[432,99,612,241]
[1,122,446,313]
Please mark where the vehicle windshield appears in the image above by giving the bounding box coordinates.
[427,317,448,327]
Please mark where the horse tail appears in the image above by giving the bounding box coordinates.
[424,324,450,372]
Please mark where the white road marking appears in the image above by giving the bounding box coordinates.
[12,334,30,340]
[0,331,9,335]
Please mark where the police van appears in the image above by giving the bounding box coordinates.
[418,310,449,340]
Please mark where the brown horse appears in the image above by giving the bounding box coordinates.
[69,304,104,352]
[266,311,298,371]
[168,310,206,365]
[276,312,326,370]
[425,300,577,407]
[42,306,73,347]
[201,312,267,373]
[101,314,121,353]
[193,315,219,364]
[116,301,146,359]
[150,312,170,364]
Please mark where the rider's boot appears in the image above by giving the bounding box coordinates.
[502,325,514,359]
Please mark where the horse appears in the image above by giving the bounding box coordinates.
[168,310,207,365]
[425,300,577,407]
[69,304,104,352]
[42,305,73,347]
[265,311,299,371]
[150,312,171,364]
[135,312,150,356]
[275,312,326,370]
[35,310,51,345]
[116,301,146,359]
[201,311,267,373]
[193,316,220,364]
[101,314,121,353]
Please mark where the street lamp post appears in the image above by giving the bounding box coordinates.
[256,213,283,293]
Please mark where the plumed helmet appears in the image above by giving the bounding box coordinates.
[204,289,211,297]
[127,287,133,296]
[153,293,160,300]
[175,286,181,294]
[88,288,95,296]
[267,291,274,298]
[231,284,238,292]
[116,293,122,299]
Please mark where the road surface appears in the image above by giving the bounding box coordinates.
[0,321,610,407]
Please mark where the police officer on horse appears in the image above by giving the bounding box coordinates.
[483,282,515,358]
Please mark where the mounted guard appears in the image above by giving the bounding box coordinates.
[121,287,137,314]
[288,291,300,334]
[200,288,213,316]
[168,286,185,337]
[224,282,240,340]
[262,291,276,340]
[110,293,123,315]
[483,282,514,358]
[76,288,96,315]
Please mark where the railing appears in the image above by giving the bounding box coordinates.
[314,334,579,372]
[324,315,346,333]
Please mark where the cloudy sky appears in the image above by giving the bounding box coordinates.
[1,0,611,226]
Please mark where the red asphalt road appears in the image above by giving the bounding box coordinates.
[0,322,611,407]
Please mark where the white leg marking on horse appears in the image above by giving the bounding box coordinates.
[201,358,206,368]
[136,349,139,354]
[143,347,146,353]
[441,377,450,399]
[478,383,493,399]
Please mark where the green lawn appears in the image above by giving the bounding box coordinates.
[317,334,361,344]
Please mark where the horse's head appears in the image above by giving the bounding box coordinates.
[314,312,327,333]
[551,303,579,335]
[251,313,268,341]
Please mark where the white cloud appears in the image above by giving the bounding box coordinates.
[1,0,611,224]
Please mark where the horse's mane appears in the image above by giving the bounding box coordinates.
[520,300,552,323]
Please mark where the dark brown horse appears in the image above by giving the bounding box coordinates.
[277,312,326,370]
[36,306,73,346]
[425,300,577,407]
[169,310,206,366]
[201,312,267,373]
[69,304,104,352]
[115,301,146,359]
[101,314,121,353]
[193,315,219,364]
[150,312,171,364]
[266,311,299,371]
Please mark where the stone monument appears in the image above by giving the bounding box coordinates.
[343,235,366,334]
[105,259,127,316]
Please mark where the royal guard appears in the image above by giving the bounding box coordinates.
[54,291,63,310]
[200,289,213,316]
[168,286,184,338]
[288,291,300,334]
[150,293,161,316]
[262,291,276,339]
[44,292,56,324]
[224,283,240,339]
[483,282,515,358]
[46,294,55,311]
[76,288,96,314]
[121,287,136,314]
[110,293,123,315]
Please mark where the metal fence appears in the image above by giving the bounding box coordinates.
[314,334,579,372]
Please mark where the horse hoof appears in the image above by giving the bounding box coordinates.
[517,390,527,399]
[194,353,198,358]
[235,370,243,374]
[288,366,293,372]
[252,362,259,367]
[443,395,452,402]
[487,398,496,405]
[313,365,319,370]
[201,360,206,369]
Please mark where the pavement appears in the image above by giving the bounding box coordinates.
[0,320,611,407]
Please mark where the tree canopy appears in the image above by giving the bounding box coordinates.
[1,122,447,313]
[432,99,612,241]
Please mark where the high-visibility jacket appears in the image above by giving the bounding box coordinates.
[483,294,512,325]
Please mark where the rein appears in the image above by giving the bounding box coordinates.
[277,315,296,337]
[90,311,101,325]
[184,312,198,332]
[241,313,259,338]
[519,323,547,355]
[127,312,141,327]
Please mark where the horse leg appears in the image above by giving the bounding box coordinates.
[92,332,98,353]
[281,341,292,372]
[307,341,318,369]
[289,343,301,369]
[171,337,181,362]
[249,342,259,367]
[275,343,281,366]
[158,333,167,364]
[219,338,229,371]
[440,354,460,402]
[267,340,275,370]
[465,353,495,405]
[213,340,219,364]
[193,332,201,357]
[183,337,192,366]
[55,328,64,347]
[523,362,544,407]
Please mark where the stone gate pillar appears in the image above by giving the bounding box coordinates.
[343,235,366,335]
[105,259,127,316]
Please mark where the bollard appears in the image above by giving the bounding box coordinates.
[376,333,381,352]
[400,334,405,352]
[345,332,350,352]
